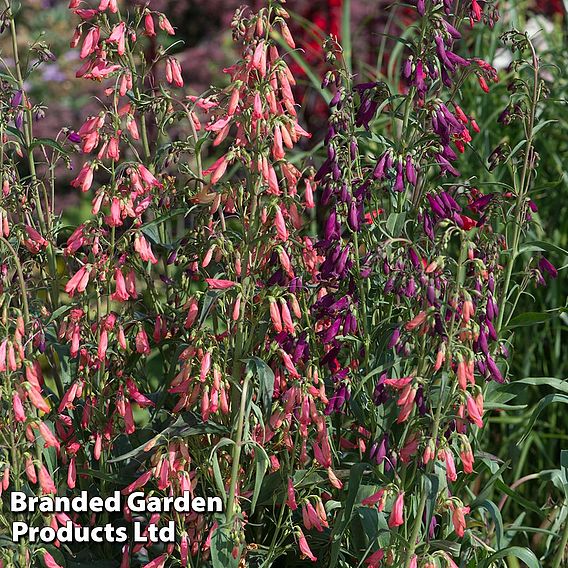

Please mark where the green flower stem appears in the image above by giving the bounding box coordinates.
[5,0,59,309]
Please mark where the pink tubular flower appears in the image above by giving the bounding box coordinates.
[71,162,93,192]
[159,15,175,35]
[388,492,404,527]
[25,457,37,484]
[467,394,484,428]
[165,57,184,87]
[274,205,289,241]
[27,386,50,413]
[205,278,236,289]
[12,393,25,422]
[43,552,64,568]
[144,13,156,36]
[111,269,130,302]
[135,328,150,355]
[444,448,458,482]
[121,469,153,495]
[142,554,167,568]
[364,549,384,568]
[297,528,317,562]
[98,0,118,12]
[405,310,427,331]
[204,155,228,184]
[460,439,475,474]
[362,489,385,509]
[38,421,60,450]
[65,266,90,297]
[451,504,470,537]
[80,27,100,59]
[38,464,57,494]
[108,22,126,55]
[137,164,162,188]
[184,297,199,328]
[24,226,48,249]
[287,478,298,510]
[67,457,76,489]
[134,234,158,264]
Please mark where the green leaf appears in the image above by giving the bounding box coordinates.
[198,290,221,328]
[506,311,556,328]
[520,240,568,257]
[29,137,68,155]
[471,460,511,508]
[514,377,568,395]
[494,479,545,518]
[478,546,541,568]
[250,444,269,514]
[46,304,73,325]
[475,500,504,549]
[108,413,227,463]
[424,473,440,539]
[519,394,568,444]
[210,525,239,568]
[561,450,568,496]
[245,357,275,419]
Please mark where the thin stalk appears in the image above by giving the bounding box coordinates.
[496,38,539,334]
[225,373,250,523]
[552,503,568,568]
[0,236,30,348]
[5,0,59,308]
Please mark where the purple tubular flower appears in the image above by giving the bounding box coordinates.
[68,131,82,143]
[539,256,558,279]
[440,67,452,88]
[373,373,388,406]
[414,60,427,94]
[486,356,504,383]
[423,213,434,241]
[402,57,413,79]
[443,20,462,39]
[427,285,437,305]
[15,111,23,130]
[429,516,439,539]
[417,0,425,16]
[330,89,342,107]
[322,317,342,344]
[348,200,360,231]
[325,384,350,414]
[487,320,497,341]
[167,250,178,265]
[437,155,460,177]
[427,194,447,218]
[11,90,23,108]
[446,51,470,68]
[470,193,494,212]
[416,386,427,415]
[478,327,489,355]
[394,160,405,192]
[373,151,389,180]
[405,155,417,186]
[324,210,340,241]
[388,327,401,349]
[289,277,303,293]
[435,35,454,72]
[375,434,389,465]
[408,247,421,269]
[343,313,357,335]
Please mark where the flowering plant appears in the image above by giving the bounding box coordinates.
[0,0,566,567]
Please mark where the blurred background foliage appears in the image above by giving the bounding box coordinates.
[3,0,567,562]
